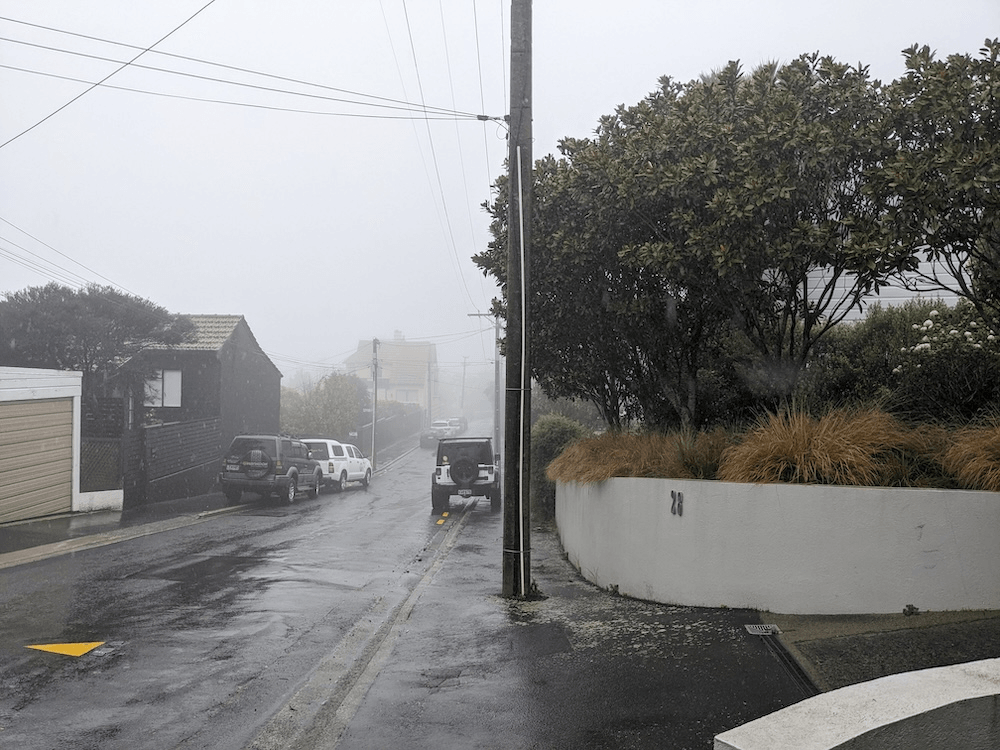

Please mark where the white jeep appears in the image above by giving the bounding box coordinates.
[431,437,500,514]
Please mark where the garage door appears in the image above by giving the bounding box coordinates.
[0,398,73,523]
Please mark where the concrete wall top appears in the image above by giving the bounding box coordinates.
[1,366,82,401]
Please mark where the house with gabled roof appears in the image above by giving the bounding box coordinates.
[129,314,281,503]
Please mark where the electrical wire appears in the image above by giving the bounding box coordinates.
[0,34,489,120]
[0,15,486,119]
[0,63,473,120]
[0,0,220,150]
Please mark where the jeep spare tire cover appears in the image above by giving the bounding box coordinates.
[450,457,478,487]
[240,449,273,479]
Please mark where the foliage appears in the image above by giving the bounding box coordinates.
[529,414,589,520]
[546,427,732,485]
[548,408,966,489]
[0,282,193,398]
[279,373,369,438]
[531,384,605,431]
[478,53,912,428]
[943,420,1000,492]
[796,300,941,410]
[889,300,1000,421]
[716,407,942,486]
[872,39,1000,332]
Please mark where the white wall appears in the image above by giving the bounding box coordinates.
[556,478,1000,614]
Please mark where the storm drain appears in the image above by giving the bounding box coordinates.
[744,623,782,635]
[743,623,819,698]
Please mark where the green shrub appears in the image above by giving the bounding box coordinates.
[890,301,1000,421]
[530,414,589,519]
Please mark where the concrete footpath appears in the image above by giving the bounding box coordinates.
[1,492,999,748]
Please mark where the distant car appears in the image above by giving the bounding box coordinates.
[301,438,372,491]
[429,419,455,438]
[447,418,466,435]
[219,434,322,504]
[431,436,500,514]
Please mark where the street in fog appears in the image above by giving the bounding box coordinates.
[0,431,809,749]
[0,444,453,749]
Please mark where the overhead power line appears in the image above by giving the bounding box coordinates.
[0,17,498,122]
[0,0,220,150]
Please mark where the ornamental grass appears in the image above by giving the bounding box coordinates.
[716,407,945,486]
[942,421,1000,492]
[546,407,975,489]
[545,427,733,484]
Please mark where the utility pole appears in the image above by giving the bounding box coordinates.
[503,0,532,599]
[371,337,379,468]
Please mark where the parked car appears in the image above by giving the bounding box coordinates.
[431,436,500,514]
[219,434,322,504]
[429,419,455,438]
[301,438,373,491]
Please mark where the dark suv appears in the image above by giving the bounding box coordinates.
[219,434,322,504]
[431,437,500,513]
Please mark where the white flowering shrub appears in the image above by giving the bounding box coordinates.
[892,301,1000,420]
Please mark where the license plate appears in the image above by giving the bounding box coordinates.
[226,465,238,472]
[458,489,472,497]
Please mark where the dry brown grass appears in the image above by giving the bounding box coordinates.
[717,407,948,486]
[545,408,995,489]
[546,427,734,484]
[942,422,1000,492]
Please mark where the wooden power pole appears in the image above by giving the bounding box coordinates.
[503,0,532,599]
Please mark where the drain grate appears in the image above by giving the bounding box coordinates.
[745,623,782,635]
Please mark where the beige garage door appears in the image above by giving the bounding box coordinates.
[0,398,73,523]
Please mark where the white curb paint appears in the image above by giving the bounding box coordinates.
[714,658,1000,750]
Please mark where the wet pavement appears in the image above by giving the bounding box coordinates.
[2,485,999,748]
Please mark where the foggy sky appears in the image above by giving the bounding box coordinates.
[1,0,996,389]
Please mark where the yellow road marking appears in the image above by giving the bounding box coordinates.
[26,642,105,657]
[436,519,446,525]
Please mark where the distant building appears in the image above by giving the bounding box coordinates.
[345,333,438,415]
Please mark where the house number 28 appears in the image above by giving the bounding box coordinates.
[670,490,684,517]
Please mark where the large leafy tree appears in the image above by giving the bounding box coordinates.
[624,55,901,401]
[0,283,192,396]
[477,53,902,427]
[872,39,1000,331]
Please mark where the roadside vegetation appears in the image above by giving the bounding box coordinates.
[545,408,1000,492]
[539,299,1000,492]
[483,41,1000,496]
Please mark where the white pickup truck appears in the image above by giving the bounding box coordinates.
[302,438,373,492]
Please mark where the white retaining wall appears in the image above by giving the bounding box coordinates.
[555,478,1000,614]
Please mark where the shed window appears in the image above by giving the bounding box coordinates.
[145,369,182,407]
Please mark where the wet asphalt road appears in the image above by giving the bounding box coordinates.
[0,439,810,749]
[0,448,449,750]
